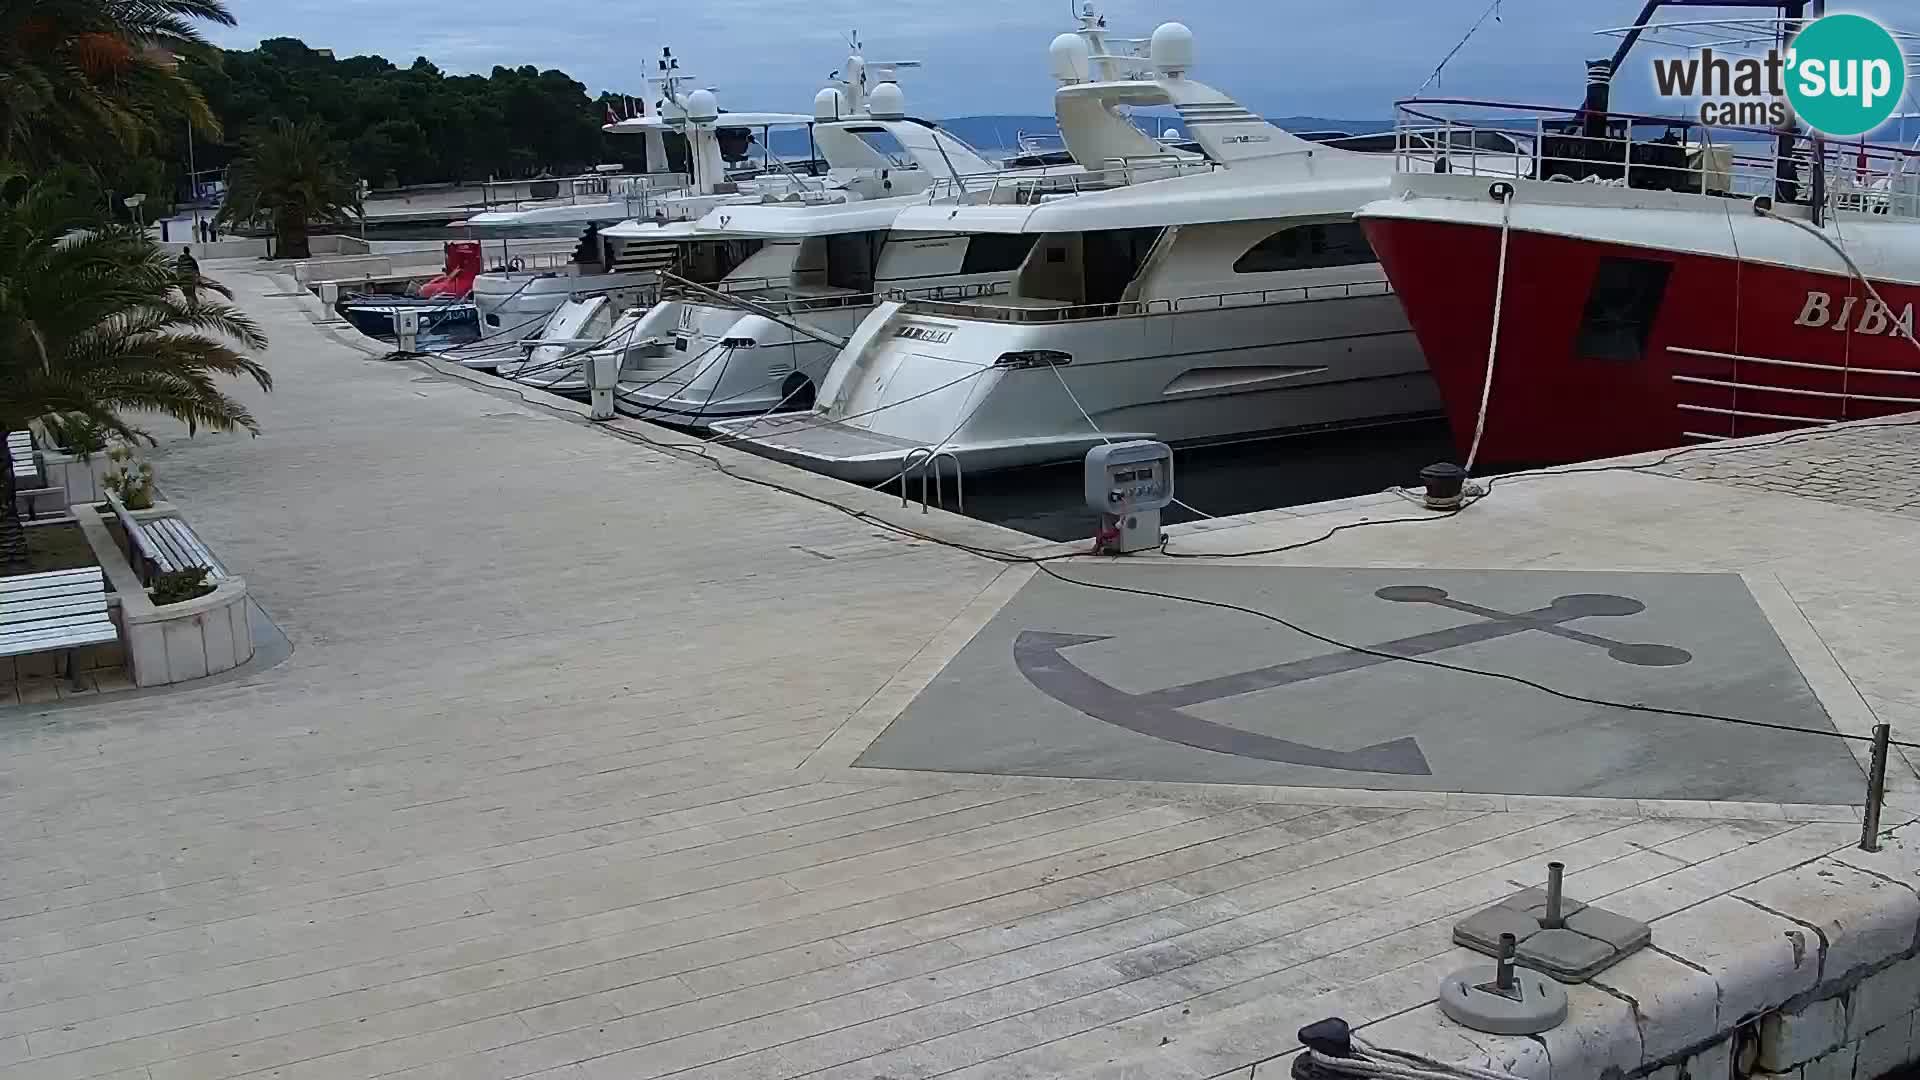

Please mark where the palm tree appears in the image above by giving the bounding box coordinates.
[0,0,235,169]
[219,119,360,259]
[0,166,270,569]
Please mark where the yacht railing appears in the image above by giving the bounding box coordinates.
[479,172,697,213]
[1392,98,1920,221]
[660,278,1013,317]
[919,155,1218,205]
[900,279,1393,324]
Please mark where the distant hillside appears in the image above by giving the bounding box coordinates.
[758,113,1390,157]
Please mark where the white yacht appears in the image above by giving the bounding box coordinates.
[709,20,1440,481]
[601,64,1067,426]
[467,48,822,340]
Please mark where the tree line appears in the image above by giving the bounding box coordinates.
[187,38,643,192]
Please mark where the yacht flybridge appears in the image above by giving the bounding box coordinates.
[709,18,1441,481]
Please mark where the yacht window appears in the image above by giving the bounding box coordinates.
[844,127,915,169]
[677,238,765,284]
[1083,228,1162,306]
[825,230,887,293]
[1233,222,1375,273]
[1575,257,1673,362]
[960,234,1038,275]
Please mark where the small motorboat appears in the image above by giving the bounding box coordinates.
[338,241,484,340]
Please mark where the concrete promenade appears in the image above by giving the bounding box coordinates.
[1,261,1919,1080]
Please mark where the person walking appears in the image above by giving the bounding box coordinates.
[176,246,200,305]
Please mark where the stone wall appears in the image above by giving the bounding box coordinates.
[1354,830,1920,1080]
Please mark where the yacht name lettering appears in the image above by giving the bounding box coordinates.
[1221,134,1271,144]
[1793,292,1917,337]
[894,326,954,343]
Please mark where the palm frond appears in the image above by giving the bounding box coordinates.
[0,168,271,440]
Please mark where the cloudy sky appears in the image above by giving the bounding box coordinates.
[214,1,1913,121]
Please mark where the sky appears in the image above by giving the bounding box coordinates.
[214,1,1915,123]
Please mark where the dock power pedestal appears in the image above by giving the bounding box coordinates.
[1085,440,1174,554]
[393,309,421,354]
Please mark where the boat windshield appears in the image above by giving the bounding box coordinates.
[846,127,916,169]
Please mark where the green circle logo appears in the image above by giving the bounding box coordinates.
[1785,14,1906,137]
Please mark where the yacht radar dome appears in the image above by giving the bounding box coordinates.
[813,86,847,120]
[867,81,906,120]
[1049,32,1092,83]
[1150,22,1194,77]
[685,88,719,124]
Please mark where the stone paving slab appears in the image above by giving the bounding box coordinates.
[0,267,1912,1080]
[856,566,1860,801]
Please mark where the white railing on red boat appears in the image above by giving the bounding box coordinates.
[1390,99,1920,221]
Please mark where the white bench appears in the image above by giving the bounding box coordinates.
[0,567,119,685]
[6,431,33,484]
[6,430,63,519]
[105,491,227,583]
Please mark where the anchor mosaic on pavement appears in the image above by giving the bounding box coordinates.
[854,566,1865,801]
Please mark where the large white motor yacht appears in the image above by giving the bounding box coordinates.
[601,61,1069,427]
[710,20,1441,481]
[466,48,823,341]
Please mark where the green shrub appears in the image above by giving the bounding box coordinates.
[149,567,213,606]
[42,415,109,457]
[103,446,155,510]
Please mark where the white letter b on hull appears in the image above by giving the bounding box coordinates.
[1795,292,1833,328]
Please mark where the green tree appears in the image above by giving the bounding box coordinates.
[0,167,270,568]
[218,118,360,259]
[184,39,654,187]
[0,0,235,170]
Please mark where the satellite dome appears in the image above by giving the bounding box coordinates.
[1049,33,1091,82]
[868,81,906,120]
[1150,22,1194,77]
[685,88,719,123]
[813,86,846,121]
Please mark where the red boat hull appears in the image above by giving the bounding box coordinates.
[1361,217,1920,466]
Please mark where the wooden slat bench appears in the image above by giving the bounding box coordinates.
[5,431,60,520]
[105,491,228,583]
[0,567,119,686]
[7,431,34,485]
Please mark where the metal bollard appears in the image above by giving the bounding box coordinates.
[1862,723,1891,852]
[1543,862,1566,929]
[1495,932,1518,992]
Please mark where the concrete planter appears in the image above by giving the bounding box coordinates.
[117,578,253,686]
[40,451,114,508]
[74,506,253,688]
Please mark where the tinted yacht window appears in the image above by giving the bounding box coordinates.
[1233,222,1375,273]
[960,234,1038,275]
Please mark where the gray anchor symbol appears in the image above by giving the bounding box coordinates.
[1014,586,1692,776]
